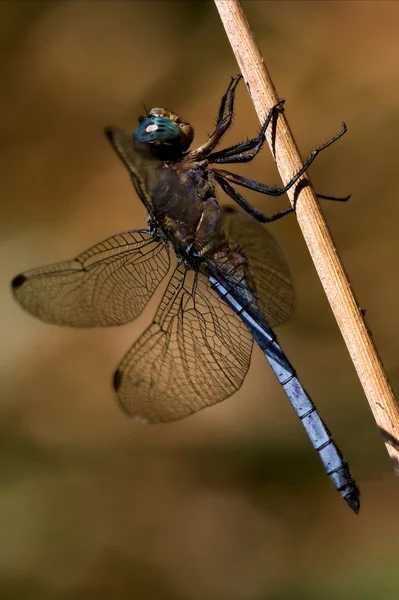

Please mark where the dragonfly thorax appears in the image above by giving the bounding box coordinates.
[149,162,222,264]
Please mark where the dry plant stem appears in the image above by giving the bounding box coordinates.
[215,0,399,472]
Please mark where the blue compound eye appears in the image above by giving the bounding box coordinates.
[134,109,194,156]
[135,117,182,146]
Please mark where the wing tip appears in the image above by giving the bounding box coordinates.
[113,369,150,424]
[105,126,126,144]
[11,273,27,290]
[104,127,116,145]
[113,368,122,391]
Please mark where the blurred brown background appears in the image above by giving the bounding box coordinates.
[1,1,399,598]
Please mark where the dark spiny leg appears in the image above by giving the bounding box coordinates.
[317,193,350,202]
[212,123,347,190]
[207,100,285,164]
[215,169,350,203]
[214,173,294,223]
[187,76,242,161]
[213,168,297,196]
[215,76,239,127]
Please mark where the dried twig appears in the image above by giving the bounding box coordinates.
[214,0,399,472]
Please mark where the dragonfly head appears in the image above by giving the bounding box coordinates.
[134,108,194,159]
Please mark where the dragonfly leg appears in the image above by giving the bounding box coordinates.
[207,100,285,164]
[211,123,348,195]
[187,76,242,161]
[213,171,294,223]
[213,168,348,223]
[316,192,350,202]
[215,75,240,128]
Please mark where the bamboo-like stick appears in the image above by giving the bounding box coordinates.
[214,0,399,472]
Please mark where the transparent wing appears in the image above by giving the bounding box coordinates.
[208,206,294,328]
[114,263,253,423]
[105,127,160,213]
[11,231,170,327]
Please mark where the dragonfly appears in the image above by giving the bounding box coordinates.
[11,75,360,513]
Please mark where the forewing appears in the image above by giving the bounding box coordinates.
[209,206,294,328]
[12,231,170,327]
[105,127,158,212]
[114,264,253,423]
